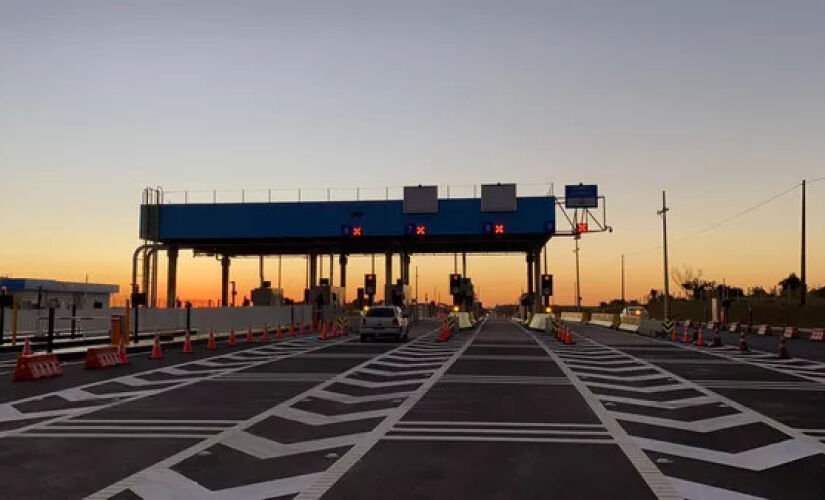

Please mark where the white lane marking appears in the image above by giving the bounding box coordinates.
[17,433,217,439]
[309,389,416,404]
[667,477,766,500]
[221,430,367,459]
[293,321,484,500]
[598,395,719,409]
[1,338,348,437]
[573,325,825,455]
[634,437,821,471]
[519,325,682,500]
[85,324,445,500]
[132,467,323,500]
[397,421,606,428]
[388,428,610,435]
[382,435,615,444]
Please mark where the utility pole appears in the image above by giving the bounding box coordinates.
[621,254,625,303]
[574,236,581,310]
[801,179,807,306]
[415,266,419,303]
[657,191,670,320]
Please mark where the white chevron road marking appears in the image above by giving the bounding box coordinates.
[132,467,322,500]
[598,394,718,409]
[667,477,766,500]
[635,437,821,471]
[221,430,367,459]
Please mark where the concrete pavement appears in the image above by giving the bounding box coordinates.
[0,319,823,499]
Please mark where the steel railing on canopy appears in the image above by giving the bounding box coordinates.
[144,183,556,205]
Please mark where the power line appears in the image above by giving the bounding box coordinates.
[626,182,802,257]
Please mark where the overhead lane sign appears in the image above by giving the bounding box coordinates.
[565,184,598,209]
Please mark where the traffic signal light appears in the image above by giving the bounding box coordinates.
[364,273,376,295]
[541,274,553,297]
[449,273,461,295]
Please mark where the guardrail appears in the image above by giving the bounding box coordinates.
[150,183,556,205]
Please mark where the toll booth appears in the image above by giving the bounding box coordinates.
[385,281,410,308]
[307,282,344,309]
[250,281,284,306]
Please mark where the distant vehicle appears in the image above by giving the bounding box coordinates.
[622,305,649,318]
[360,306,409,342]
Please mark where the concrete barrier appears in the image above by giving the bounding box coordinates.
[756,325,773,336]
[590,313,619,329]
[618,315,642,332]
[639,319,665,337]
[560,311,591,323]
[448,312,474,330]
[811,329,824,341]
[528,313,550,331]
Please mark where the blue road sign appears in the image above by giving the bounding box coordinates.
[564,184,598,208]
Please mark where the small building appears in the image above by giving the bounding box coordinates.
[0,278,119,310]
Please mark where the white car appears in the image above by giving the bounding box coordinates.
[360,306,409,342]
[622,306,649,318]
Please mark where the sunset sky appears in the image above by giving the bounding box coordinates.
[1,1,823,306]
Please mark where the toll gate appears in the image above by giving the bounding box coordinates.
[134,183,608,313]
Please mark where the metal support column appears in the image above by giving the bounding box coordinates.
[329,254,334,286]
[403,253,411,286]
[339,254,348,287]
[533,249,542,315]
[526,253,534,295]
[309,252,318,288]
[220,255,231,307]
[167,247,178,308]
[385,251,393,303]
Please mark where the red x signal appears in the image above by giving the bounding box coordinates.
[493,224,506,235]
[352,226,363,237]
[415,225,427,236]
[576,222,588,233]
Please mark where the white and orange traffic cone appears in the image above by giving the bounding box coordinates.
[150,335,164,359]
[182,331,193,353]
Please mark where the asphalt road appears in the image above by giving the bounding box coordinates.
[0,319,823,499]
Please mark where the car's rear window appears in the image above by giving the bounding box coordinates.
[366,308,395,318]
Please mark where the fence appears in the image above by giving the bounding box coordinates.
[0,305,314,340]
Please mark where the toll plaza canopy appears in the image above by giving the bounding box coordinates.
[140,184,556,255]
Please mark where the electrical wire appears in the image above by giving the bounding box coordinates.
[625,181,802,257]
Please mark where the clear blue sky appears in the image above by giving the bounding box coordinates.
[1,0,823,305]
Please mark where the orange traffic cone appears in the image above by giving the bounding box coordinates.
[228,327,237,346]
[262,325,271,341]
[22,338,32,356]
[182,331,194,353]
[309,321,316,333]
[320,322,328,341]
[246,326,254,343]
[682,322,692,344]
[695,325,705,347]
[150,335,164,359]
[118,344,130,364]
[207,331,217,350]
[670,323,679,342]
[288,323,295,337]
[275,325,283,339]
[739,330,748,351]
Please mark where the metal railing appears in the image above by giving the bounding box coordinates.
[149,183,555,205]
